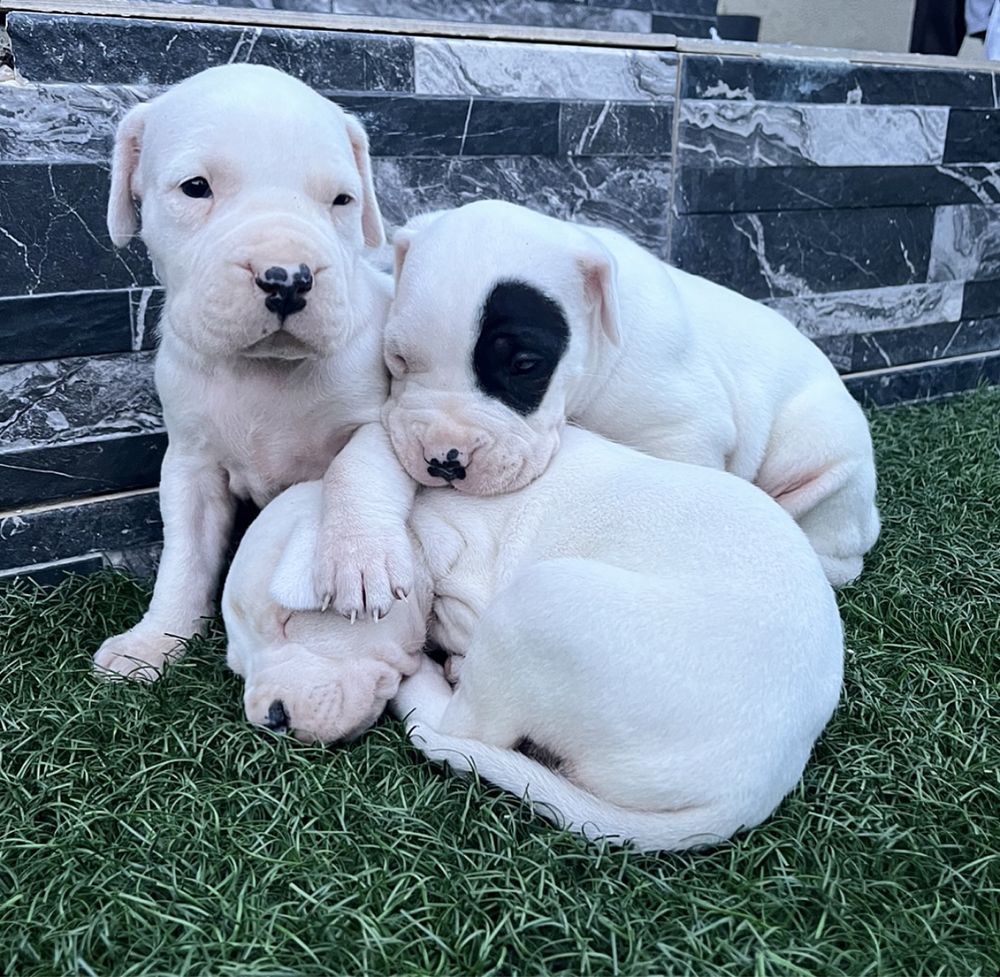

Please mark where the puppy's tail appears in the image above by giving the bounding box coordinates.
[402,714,735,853]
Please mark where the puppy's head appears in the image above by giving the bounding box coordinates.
[108,64,384,362]
[382,201,621,495]
[232,625,422,746]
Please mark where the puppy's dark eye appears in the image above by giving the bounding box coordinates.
[333,193,354,207]
[511,352,542,375]
[180,177,212,199]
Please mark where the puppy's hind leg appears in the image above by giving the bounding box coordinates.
[757,381,880,587]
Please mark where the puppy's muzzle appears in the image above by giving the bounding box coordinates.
[255,264,313,319]
[426,448,467,482]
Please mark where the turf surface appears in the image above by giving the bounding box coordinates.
[2,387,998,976]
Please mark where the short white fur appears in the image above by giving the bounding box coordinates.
[383,201,880,588]
[247,428,844,851]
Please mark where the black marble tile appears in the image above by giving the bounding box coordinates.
[851,316,1000,371]
[7,13,414,91]
[650,13,717,37]
[675,164,1000,214]
[715,14,759,41]
[373,154,672,255]
[0,490,162,568]
[845,351,1000,405]
[943,109,1000,164]
[0,290,133,363]
[0,164,154,296]
[338,94,559,157]
[811,333,853,373]
[669,207,935,300]
[0,553,105,586]
[559,101,673,156]
[0,432,167,509]
[679,54,997,107]
[962,279,1000,319]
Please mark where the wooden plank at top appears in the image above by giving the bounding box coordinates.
[0,0,680,49]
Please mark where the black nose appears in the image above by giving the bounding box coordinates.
[427,448,467,482]
[255,264,312,318]
[264,699,290,733]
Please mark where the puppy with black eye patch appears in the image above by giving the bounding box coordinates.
[382,200,880,589]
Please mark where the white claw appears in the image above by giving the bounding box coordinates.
[394,588,408,602]
[320,594,331,613]
[373,609,381,623]
[350,609,357,625]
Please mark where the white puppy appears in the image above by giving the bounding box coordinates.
[382,201,880,588]
[238,429,844,851]
[95,64,414,681]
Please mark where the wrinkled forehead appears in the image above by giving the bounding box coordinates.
[390,227,578,349]
[142,81,356,179]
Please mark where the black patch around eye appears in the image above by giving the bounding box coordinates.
[180,177,212,199]
[473,280,570,416]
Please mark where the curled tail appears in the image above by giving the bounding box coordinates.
[400,701,737,853]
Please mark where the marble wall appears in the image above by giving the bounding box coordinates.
[1,10,998,581]
[130,0,743,42]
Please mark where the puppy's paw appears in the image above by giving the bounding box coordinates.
[313,526,415,622]
[93,628,184,683]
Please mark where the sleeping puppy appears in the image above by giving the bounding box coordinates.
[382,201,880,588]
[94,64,414,682]
[235,428,844,852]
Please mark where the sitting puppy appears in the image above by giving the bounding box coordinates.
[382,201,880,588]
[236,429,844,851]
[95,64,414,681]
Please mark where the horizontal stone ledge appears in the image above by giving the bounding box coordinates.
[0,287,160,362]
[675,164,1000,215]
[0,487,163,569]
[679,53,999,108]
[0,431,168,509]
[813,315,1000,374]
[844,349,1000,406]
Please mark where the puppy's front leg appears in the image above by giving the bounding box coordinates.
[312,422,416,621]
[94,445,235,682]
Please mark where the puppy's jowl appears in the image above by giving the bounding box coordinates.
[94,65,415,681]
[235,430,843,851]
[384,201,881,587]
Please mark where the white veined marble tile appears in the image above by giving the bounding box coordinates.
[0,83,155,164]
[0,352,160,451]
[678,101,949,168]
[765,282,964,339]
[928,203,1000,282]
[414,37,677,101]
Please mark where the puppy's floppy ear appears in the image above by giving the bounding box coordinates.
[269,515,325,611]
[342,112,385,249]
[107,101,150,248]
[577,242,622,347]
[392,227,415,287]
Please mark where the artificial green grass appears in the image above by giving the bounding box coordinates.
[2,387,999,977]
